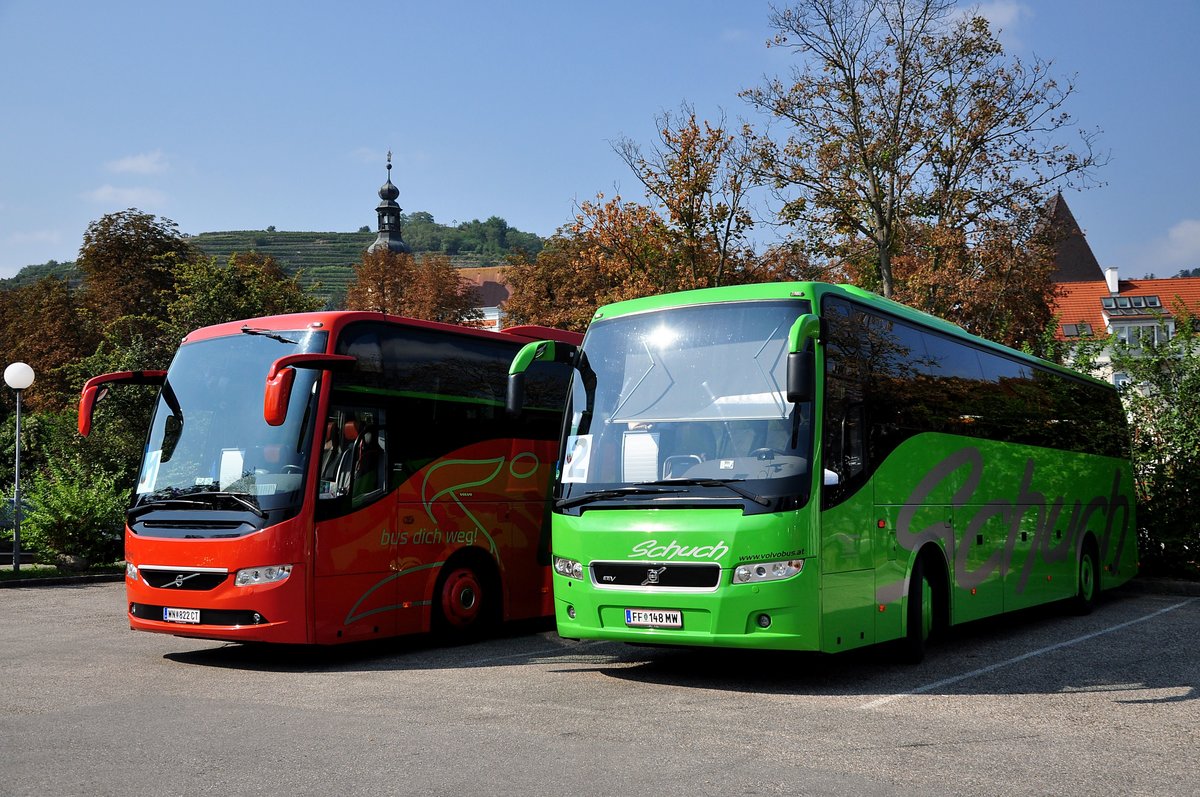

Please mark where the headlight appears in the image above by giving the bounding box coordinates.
[126,562,139,581]
[553,556,584,580]
[235,564,293,587]
[733,559,804,584]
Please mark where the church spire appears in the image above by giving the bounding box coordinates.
[367,150,410,254]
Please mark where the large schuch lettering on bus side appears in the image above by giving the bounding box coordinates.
[895,447,1131,593]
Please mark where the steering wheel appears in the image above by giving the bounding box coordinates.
[750,448,783,460]
[281,465,303,474]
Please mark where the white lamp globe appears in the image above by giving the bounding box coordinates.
[4,362,35,390]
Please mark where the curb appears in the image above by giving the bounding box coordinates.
[1116,577,1200,597]
[1,574,1197,596]
[0,573,124,589]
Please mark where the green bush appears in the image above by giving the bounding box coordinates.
[21,455,126,569]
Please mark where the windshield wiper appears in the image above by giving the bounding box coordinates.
[241,325,297,345]
[637,478,771,507]
[556,485,686,510]
[198,491,267,517]
[129,490,266,519]
[127,499,210,520]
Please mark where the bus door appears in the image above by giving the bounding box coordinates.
[312,403,398,643]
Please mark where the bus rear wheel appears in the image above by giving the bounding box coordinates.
[433,564,495,641]
[899,558,934,664]
[1070,543,1100,616]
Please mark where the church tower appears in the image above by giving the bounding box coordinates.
[367,151,411,254]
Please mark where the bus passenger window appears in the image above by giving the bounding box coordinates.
[319,408,388,508]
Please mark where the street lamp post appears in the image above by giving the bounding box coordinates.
[4,362,35,572]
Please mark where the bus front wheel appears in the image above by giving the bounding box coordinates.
[433,563,495,640]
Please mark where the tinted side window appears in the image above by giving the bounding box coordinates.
[822,299,867,507]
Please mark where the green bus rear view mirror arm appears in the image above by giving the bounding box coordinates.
[787,314,821,403]
[507,340,577,416]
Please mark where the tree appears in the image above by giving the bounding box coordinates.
[77,209,199,324]
[406,253,485,324]
[502,236,613,332]
[1108,306,1200,578]
[345,249,410,315]
[166,251,323,340]
[345,249,482,324]
[743,0,1101,304]
[614,105,757,288]
[888,214,1060,348]
[502,192,803,331]
[0,277,97,413]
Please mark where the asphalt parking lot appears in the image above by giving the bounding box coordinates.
[0,581,1195,796]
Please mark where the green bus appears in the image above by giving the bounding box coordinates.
[507,282,1136,660]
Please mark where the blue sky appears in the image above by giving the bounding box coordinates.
[1,0,1197,280]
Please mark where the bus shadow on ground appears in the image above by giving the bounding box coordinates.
[590,591,1199,703]
[162,616,562,672]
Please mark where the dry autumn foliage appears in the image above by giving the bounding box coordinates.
[345,248,483,325]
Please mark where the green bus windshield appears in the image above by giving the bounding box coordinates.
[559,299,813,513]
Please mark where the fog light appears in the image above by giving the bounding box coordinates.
[567,605,576,619]
[757,613,772,628]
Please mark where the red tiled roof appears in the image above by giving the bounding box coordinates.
[459,266,511,307]
[1052,277,1200,339]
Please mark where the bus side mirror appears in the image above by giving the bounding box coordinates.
[264,367,297,427]
[263,354,356,426]
[507,339,577,416]
[78,370,168,436]
[162,413,183,463]
[786,314,820,403]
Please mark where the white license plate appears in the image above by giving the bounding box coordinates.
[625,608,682,629]
[163,607,201,624]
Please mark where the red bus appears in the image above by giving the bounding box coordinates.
[79,312,580,645]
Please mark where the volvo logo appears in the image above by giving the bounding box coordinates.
[170,572,200,588]
[641,566,667,586]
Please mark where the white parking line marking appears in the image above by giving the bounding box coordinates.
[859,598,1196,711]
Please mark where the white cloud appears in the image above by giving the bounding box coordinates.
[956,1,1029,49]
[350,146,382,165]
[1151,218,1200,269]
[105,149,169,175]
[84,185,168,207]
[7,229,62,246]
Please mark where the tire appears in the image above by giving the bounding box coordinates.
[1070,542,1101,616]
[433,564,495,642]
[899,557,934,665]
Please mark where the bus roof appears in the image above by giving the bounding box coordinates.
[182,311,582,347]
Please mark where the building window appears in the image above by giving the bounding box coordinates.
[1062,323,1092,337]
[1114,323,1173,349]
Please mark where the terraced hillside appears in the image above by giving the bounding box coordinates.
[4,215,540,305]
[0,260,81,290]
[189,229,524,303]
